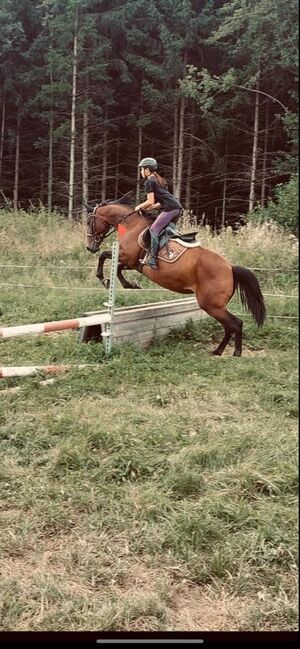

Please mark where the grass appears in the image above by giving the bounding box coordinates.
[0,209,298,631]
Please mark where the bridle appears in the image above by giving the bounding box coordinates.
[86,202,144,247]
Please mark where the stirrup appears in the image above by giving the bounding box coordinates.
[144,258,157,269]
[139,256,157,269]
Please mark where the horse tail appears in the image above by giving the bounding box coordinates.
[233,266,266,327]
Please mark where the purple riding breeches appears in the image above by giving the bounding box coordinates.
[150,208,181,236]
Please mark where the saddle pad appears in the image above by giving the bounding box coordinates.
[138,229,201,264]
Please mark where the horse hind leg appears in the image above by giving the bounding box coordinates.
[212,310,243,357]
[211,319,234,356]
[231,313,243,357]
[196,296,243,356]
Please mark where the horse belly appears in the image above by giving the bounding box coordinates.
[141,262,196,294]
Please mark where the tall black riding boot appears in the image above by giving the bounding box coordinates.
[143,231,160,269]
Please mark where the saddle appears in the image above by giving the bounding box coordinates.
[138,222,201,265]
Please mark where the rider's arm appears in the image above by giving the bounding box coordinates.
[135,192,155,211]
[147,202,161,210]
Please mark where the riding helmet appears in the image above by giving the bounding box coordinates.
[137,157,158,170]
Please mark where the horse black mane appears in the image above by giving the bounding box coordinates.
[95,191,156,220]
[101,191,135,207]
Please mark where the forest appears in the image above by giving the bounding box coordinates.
[0,0,298,227]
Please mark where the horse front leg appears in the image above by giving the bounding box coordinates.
[96,251,141,289]
[117,265,141,289]
[96,251,112,288]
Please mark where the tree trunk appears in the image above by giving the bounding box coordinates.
[221,134,229,228]
[249,79,260,212]
[172,95,179,194]
[136,122,143,203]
[176,52,187,202]
[214,207,218,232]
[0,97,5,183]
[68,5,78,221]
[47,20,55,213]
[196,191,200,220]
[261,103,269,207]
[136,86,143,203]
[101,103,108,203]
[13,108,21,210]
[40,165,44,205]
[115,136,120,199]
[176,94,186,201]
[48,51,54,213]
[82,90,89,219]
[185,104,195,211]
[48,114,53,212]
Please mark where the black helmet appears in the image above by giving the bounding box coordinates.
[137,157,158,170]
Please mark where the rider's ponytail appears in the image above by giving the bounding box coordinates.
[152,171,168,189]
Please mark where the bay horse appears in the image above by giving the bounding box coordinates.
[86,195,266,356]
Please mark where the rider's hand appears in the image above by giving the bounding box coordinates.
[135,205,142,212]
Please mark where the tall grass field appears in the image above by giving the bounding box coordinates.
[0,210,298,631]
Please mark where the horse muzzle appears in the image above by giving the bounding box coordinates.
[86,234,102,253]
[86,242,100,253]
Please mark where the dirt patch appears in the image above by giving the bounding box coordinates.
[208,343,267,357]
[166,584,252,631]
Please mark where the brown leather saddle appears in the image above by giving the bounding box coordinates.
[138,225,201,264]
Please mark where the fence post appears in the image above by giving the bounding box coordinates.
[102,240,119,355]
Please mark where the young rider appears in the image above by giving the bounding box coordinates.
[135,157,182,269]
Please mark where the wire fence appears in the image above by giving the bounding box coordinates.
[0,282,298,299]
[0,264,298,272]
[0,265,298,324]
[0,281,298,300]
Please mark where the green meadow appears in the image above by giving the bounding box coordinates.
[0,211,298,631]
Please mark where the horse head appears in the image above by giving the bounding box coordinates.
[86,194,135,253]
[86,202,113,253]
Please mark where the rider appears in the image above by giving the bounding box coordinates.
[135,157,182,269]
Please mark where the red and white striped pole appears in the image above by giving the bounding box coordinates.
[0,313,110,339]
[0,364,96,379]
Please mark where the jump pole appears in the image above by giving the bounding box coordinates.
[0,365,94,379]
[0,240,119,356]
[0,314,110,339]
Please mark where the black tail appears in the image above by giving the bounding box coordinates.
[233,266,266,327]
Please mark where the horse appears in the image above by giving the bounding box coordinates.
[86,195,266,356]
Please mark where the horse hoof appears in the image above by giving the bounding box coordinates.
[210,349,222,356]
[130,281,141,289]
[102,279,110,289]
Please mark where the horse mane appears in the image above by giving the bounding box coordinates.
[98,191,155,221]
[101,191,135,207]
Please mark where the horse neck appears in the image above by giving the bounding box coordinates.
[103,204,152,233]
[124,211,152,234]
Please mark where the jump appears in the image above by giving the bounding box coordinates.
[86,159,266,357]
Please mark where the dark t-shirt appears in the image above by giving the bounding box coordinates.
[144,177,182,211]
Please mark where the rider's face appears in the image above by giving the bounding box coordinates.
[140,167,151,179]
